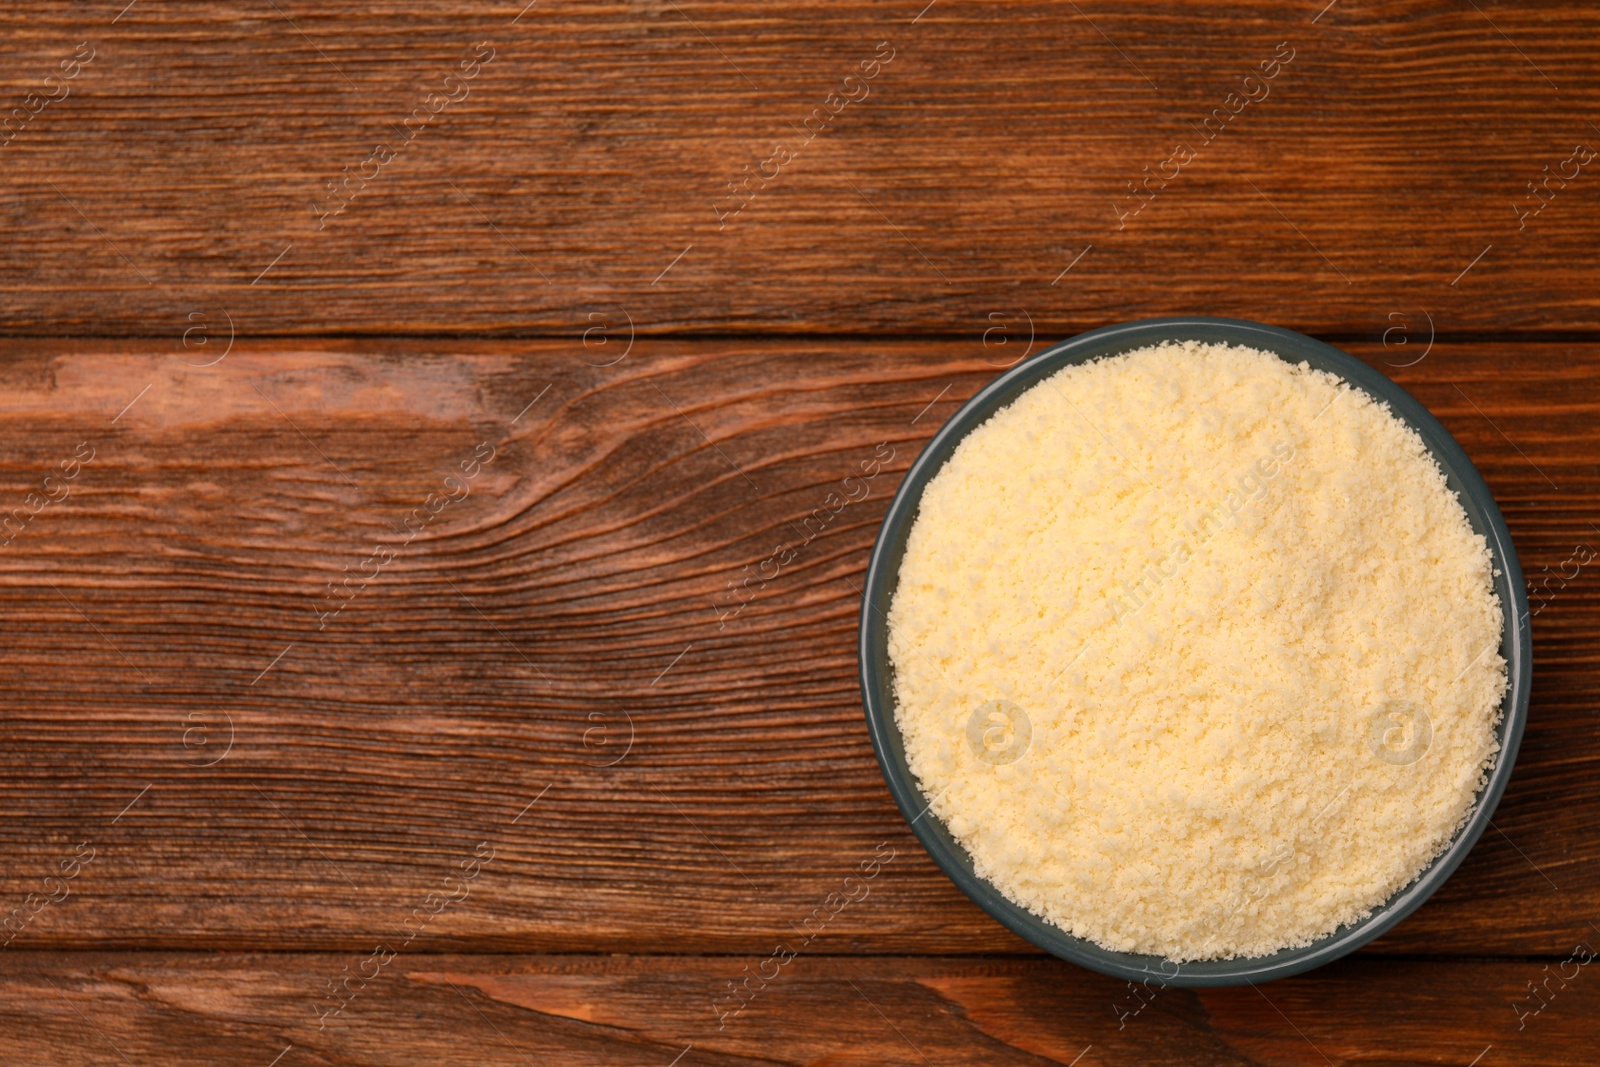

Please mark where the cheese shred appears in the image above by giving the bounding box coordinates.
[888,340,1507,960]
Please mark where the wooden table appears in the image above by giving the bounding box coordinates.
[2,2,1597,1063]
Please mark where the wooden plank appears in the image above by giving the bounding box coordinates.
[1,3,1598,335]
[2,951,1597,1065]
[0,339,1595,956]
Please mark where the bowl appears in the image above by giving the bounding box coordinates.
[858,316,1531,986]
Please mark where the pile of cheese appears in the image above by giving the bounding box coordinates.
[887,340,1507,960]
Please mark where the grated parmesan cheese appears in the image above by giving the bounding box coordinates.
[887,340,1507,960]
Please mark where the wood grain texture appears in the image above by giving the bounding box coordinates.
[0,339,1595,958]
[3,952,1596,1066]
[1,2,1598,336]
[5,0,1598,1055]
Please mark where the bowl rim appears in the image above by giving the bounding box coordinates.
[858,315,1532,987]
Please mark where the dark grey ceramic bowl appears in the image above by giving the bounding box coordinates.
[859,316,1531,986]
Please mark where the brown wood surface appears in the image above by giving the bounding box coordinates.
[5,0,1600,1061]
[5,952,1599,1067]
[0,2,1598,336]
[0,340,1594,967]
